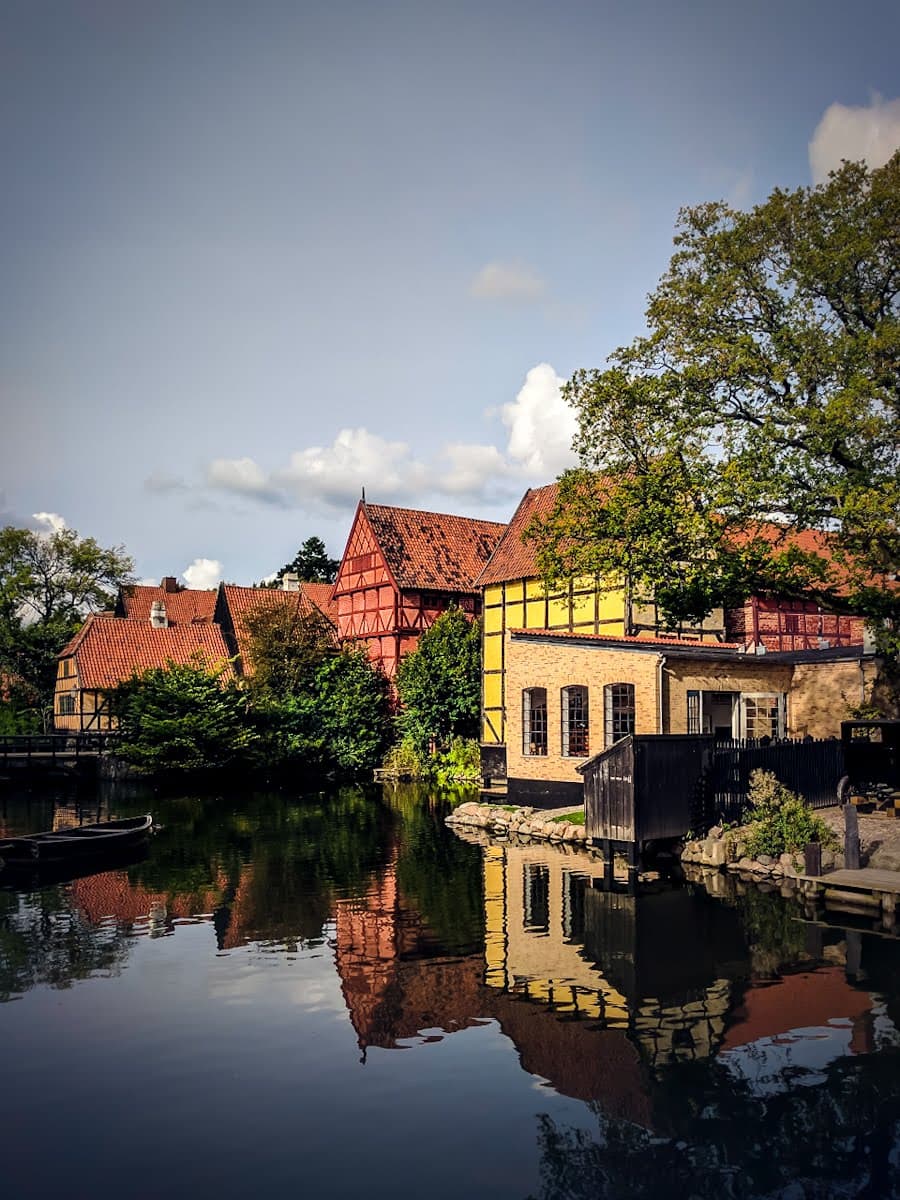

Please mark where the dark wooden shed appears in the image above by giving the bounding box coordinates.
[578,734,714,863]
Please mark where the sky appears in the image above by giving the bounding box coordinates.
[2,0,899,588]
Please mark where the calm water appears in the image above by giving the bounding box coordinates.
[3,784,900,1200]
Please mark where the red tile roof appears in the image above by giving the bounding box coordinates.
[363,503,506,591]
[62,614,234,690]
[217,583,338,661]
[475,484,560,586]
[118,583,217,624]
[510,628,745,652]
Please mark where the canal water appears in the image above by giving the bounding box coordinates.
[3,784,900,1200]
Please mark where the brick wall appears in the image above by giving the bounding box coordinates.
[665,658,793,734]
[505,634,660,786]
[788,658,874,738]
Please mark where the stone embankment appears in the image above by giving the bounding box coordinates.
[681,823,844,879]
[446,801,589,846]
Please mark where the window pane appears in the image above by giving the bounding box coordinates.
[604,683,635,748]
[743,695,781,740]
[561,686,589,757]
[523,688,548,756]
[687,690,700,735]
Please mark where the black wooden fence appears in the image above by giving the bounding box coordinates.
[697,737,845,829]
[583,734,846,850]
[0,732,118,768]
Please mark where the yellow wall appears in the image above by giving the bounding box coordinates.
[481,575,726,748]
[482,576,628,746]
[53,657,115,731]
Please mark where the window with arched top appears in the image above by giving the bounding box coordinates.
[522,688,548,756]
[604,682,635,748]
[561,686,589,757]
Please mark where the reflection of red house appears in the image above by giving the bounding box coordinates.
[722,967,875,1054]
[334,501,505,677]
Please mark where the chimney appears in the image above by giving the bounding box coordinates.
[150,600,168,628]
[282,573,300,592]
[161,576,179,593]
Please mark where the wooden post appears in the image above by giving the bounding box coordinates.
[804,842,822,877]
[844,803,861,871]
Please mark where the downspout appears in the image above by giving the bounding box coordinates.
[656,654,667,734]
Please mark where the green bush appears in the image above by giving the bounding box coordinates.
[431,737,481,786]
[744,770,837,858]
[381,739,427,779]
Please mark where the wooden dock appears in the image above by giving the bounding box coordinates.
[797,866,900,929]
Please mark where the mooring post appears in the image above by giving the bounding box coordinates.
[844,803,861,871]
[804,842,822,877]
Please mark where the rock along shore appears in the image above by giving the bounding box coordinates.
[446,801,589,847]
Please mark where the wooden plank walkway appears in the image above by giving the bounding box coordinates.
[800,868,900,894]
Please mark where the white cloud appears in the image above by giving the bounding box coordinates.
[501,362,577,475]
[276,427,428,508]
[207,457,285,505]
[199,363,577,513]
[31,512,67,534]
[182,558,222,589]
[470,260,545,301]
[437,443,510,495]
[809,95,900,183]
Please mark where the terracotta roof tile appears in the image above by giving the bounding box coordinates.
[364,503,506,591]
[63,614,234,690]
[476,484,561,586]
[118,584,217,625]
[218,583,338,661]
[510,628,745,651]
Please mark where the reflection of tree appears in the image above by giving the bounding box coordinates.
[388,783,485,955]
[529,1049,900,1199]
[0,886,132,1001]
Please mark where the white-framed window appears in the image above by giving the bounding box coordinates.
[561,685,589,757]
[741,693,786,741]
[604,682,635,748]
[522,688,548,756]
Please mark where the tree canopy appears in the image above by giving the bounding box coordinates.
[396,608,481,753]
[531,153,899,655]
[264,536,339,587]
[0,524,133,725]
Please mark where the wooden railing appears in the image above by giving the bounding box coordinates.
[0,732,118,767]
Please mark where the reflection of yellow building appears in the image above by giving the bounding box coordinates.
[480,841,748,1068]
[483,843,629,1024]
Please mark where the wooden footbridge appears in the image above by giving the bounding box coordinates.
[0,733,118,777]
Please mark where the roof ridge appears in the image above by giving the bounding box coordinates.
[365,501,506,527]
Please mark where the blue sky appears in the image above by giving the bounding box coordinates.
[2,0,899,586]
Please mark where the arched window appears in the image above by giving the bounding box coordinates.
[522,688,548,756]
[604,682,635,748]
[561,686,589,757]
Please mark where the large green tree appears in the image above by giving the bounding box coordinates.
[396,608,481,753]
[532,154,899,661]
[264,536,339,587]
[0,524,133,726]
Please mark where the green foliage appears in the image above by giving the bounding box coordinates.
[112,661,257,773]
[313,647,392,775]
[243,603,334,698]
[396,608,481,753]
[744,769,837,858]
[264,536,339,586]
[431,736,481,786]
[381,739,428,779]
[0,524,133,727]
[531,153,900,660]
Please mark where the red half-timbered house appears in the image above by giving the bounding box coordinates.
[334,502,506,677]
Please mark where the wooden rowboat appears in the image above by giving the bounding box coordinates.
[0,815,153,867]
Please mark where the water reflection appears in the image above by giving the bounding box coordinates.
[3,783,900,1197]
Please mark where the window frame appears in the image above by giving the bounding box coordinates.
[604,682,635,748]
[560,685,590,758]
[522,687,548,756]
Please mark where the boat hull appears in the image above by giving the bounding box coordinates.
[0,815,153,866]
